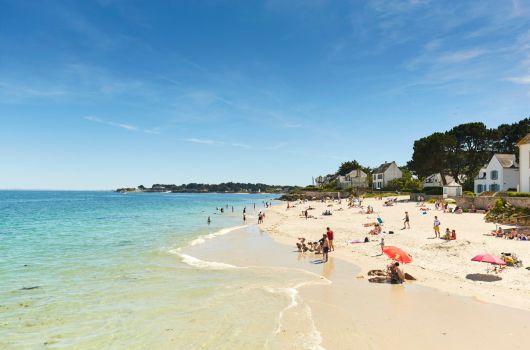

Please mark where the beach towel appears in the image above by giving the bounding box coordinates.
[377,217,384,224]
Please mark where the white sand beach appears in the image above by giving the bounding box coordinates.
[186,219,530,350]
[261,196,530,311]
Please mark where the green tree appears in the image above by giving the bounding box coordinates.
[336,160,362,175]
[408,132,451,184]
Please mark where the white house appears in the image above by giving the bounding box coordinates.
[474,154,519,193]
[423,173,455,188]
[517,133,530,192]
[337,169,368,189]
[443,181,462,197]
[372,161,402,190]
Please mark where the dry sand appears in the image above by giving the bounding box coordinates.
[261,196,530,311]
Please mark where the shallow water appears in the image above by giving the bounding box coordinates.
[0,191,316,349]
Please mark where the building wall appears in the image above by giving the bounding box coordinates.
[520,144,530,192]
[474,156,515,193]
[502,168,519,191]
[383,163,402,187]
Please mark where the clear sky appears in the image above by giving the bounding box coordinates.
[2,0,530,189]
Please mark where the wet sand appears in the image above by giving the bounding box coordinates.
[184,225,529,349]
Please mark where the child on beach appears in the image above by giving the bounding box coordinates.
[402,212,410,229]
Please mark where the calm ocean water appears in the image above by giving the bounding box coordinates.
[0,191,326,349]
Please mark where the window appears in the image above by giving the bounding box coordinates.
[491,170,498,180]
[373,175,376,180]
[489,184,500,191]
[477,184,483,193]
[377,174,383,179]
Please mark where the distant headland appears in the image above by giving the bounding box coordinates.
[115,183,297,194]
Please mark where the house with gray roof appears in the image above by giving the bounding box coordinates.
[474,154,519,193]
[371,161,402,190]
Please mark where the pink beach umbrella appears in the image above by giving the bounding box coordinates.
[471,254,506,265]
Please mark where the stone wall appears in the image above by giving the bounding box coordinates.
[454,196,530,210]
[409,193,444,201]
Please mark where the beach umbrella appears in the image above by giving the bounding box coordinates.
[471,254,506,265]
[382,246,413,264]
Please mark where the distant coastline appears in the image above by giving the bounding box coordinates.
[115,182,297,194]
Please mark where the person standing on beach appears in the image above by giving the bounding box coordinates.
[258,212,263,224]
[433,216,441,238]
[321,234,330,262]
[402,212,410,229]
[326,227,334,251]
[207,216,211,225]
[243,207,246,214]
[380,237,385,253]
[243,214,246,222]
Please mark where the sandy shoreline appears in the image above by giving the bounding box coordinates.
[185,221,530,350]
[261,196,530,311]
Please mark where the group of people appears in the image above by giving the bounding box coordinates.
[432,215,457,240]
[492,227,529,240]
[387,262,405,284]
[295,227,335,262]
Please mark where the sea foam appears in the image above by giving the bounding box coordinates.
[171,251,240,270]
[188,224,248,246]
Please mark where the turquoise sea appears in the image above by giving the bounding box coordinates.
[1,191,326,349]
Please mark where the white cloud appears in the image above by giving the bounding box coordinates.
[436,49,488,64]
[265,142,287,150]
[231,143,251,149]
[284,123,302,128]
[505,75,530,84]
[185,138,221,145]
[184,138,252,149]
[83,116,138,131]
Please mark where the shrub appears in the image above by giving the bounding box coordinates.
[505,192,530,198]
[423,187,443,195]
[463,191,475,197]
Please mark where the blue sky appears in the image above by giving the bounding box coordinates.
[2,0,530,189]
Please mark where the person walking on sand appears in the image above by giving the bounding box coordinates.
[380,237,385,254]
[321,234,330,262]
[433,216,441,238]
[402,212,410,229]
[258,212,263,224]
[326,227,334,251]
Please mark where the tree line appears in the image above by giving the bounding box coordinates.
[130,182,297,193]
[317,117,529,192]
[408,118,530,190]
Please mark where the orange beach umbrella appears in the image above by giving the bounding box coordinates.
[383,246,413,264]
